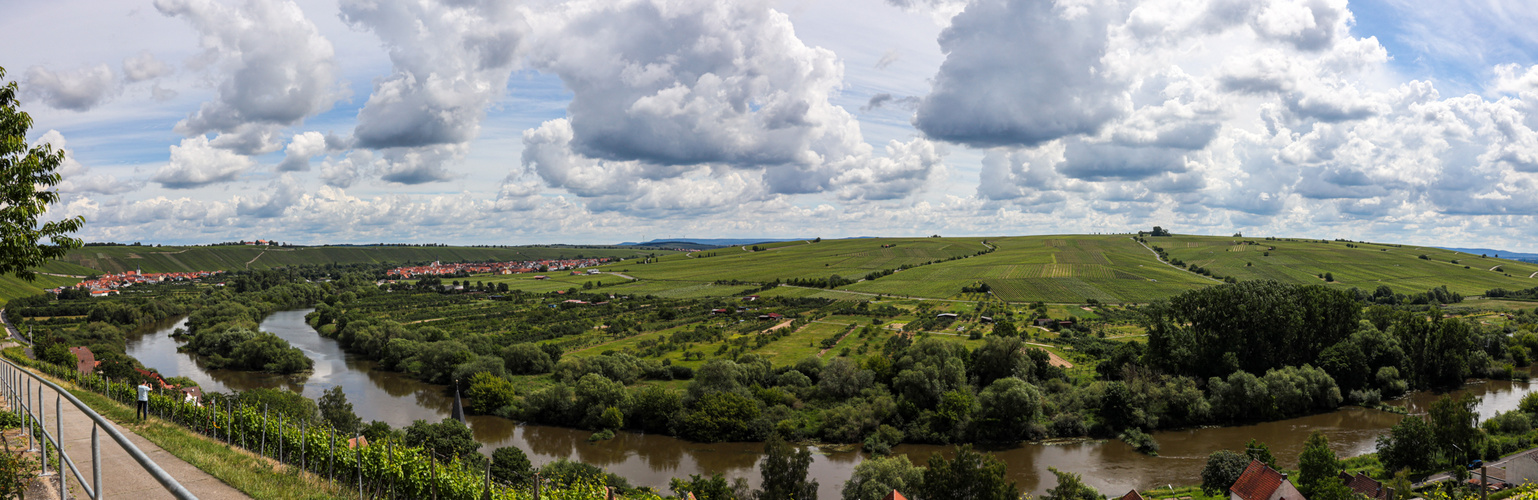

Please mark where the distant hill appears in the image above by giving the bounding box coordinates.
[1439,247,1538,263]
[618,238,811,248]
[45,245,659,276]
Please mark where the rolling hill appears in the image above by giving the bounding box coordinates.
[0,245,666,306]
[600,234,1538,303]
[11,234,1538,306]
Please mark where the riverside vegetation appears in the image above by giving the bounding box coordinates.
[8,233,1538,498]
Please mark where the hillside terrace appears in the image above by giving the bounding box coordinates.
[385,257,618,278]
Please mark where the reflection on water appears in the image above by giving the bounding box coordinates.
[126,312,1538,499]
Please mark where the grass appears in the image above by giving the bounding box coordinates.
[1155,235,1538,297]
[51,379,352,499]
[0,274,81,306]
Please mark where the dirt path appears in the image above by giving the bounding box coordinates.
[765,320,795,333]
[1130,237,1221,282]
[1491,265,1502,271]
[603,272,638,280]
[244,250,266,269]
[816,325,853,357]
[1531,271,1537,278]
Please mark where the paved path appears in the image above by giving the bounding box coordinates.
[1130,237,1222,283]
[6,349,249,499]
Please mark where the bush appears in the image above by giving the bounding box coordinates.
[465,372,517,414]
[490,446,534,485]
[1120,428,1159,455]
[0,452,37,499]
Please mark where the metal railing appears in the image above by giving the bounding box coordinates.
[1,358,196,500]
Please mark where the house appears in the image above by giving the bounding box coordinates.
[1338,472,1394,500]
[1035,318,1056,327]
[347,436,369,449]
[533,275,549,280]
[1504,450,1538,486]
[742,295,760,302]
[979,316,994,323]
[1120,490,1146,500]
[883,491,909,500]
[180,386,203,405]
[68,346,97,376]
[1230,460,1305,500]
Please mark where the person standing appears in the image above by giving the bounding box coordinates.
[136,381,151,420]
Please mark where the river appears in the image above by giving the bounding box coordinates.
[125,310,1536,499]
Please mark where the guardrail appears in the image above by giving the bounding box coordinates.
[1,357,196,500]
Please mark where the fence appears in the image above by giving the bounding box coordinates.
[2,356,196,499]
[1,349,636,500]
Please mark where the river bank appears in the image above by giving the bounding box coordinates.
[125,309,1538,499]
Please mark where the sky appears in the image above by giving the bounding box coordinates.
[4,0,1538,250]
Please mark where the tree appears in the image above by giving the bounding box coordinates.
[1376,416,1435,473]
[1201,450,1249,495]
[1244,439,1276,469]
[1297,431,1341,499]
[0,67,84,281]
[759,434,818,500]
[842,455,923,500]
[916,445,1018,500]
[1044,467,1103,500]
[1428,393,1480,467]
[490,446,533,486]
[318,386,363,436]
[672,474,738,500]
[404,418,481,461]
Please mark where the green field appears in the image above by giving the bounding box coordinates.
[1155,235,1538,297]
[15,234,1538,306]
[0,273,82,305]
[49,245,659,275]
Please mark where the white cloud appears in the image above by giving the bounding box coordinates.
[156,0,340,154]
[514,0,941,210]
[150,135,256,188]
[122,51,174,82]
[277,131,328,172]
[23,64,117,111]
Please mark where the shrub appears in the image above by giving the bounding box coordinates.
[465,372,517,414]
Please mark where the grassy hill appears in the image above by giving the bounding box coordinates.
[47,245,655,275]
[1154,235,1538,297]
[557,234,1538,303]
[14,234,1537,306]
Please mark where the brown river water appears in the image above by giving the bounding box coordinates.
[125,310,1533,499]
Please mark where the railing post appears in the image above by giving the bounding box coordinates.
[279,416,285,464]
[329,425,336,484]
[261,403,268,457]
[26,377,36,452]
[301,419,307,472]
[57,393,65,500]
[92,423,102,500]
[39,384,50,477]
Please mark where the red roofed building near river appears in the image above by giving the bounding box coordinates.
[1230,460,1305,500]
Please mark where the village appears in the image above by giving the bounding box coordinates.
[48,268,226,297]
[384,257,618,278]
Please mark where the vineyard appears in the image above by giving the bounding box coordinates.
[4,350,662,500]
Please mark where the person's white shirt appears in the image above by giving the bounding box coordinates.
[136,383,151,402]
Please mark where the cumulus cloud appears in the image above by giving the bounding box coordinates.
[277,131,328,172]
[151,135,256,188]
[861,93,920,112]
[122,51,174,82]
[512,0,941,209]
[23,64,118,111]
[156,0,340,154]
[340,0,524,149]
[913,0,1129,148]
[235,174,304,217]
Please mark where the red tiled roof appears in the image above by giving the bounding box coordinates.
[1344,473,1389,500]
[882,491,908,500]
[1230,460,1286,500]
[1121,490,1146,500]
